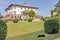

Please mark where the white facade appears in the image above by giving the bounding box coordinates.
[6,6,38,14]
[5,3,38,19]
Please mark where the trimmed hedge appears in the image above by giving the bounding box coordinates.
[13,19,19,23]
[0,20,7,40]
[44,19,59,34]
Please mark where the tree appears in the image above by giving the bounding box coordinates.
[0,13,3,19]
[28,10,35,19]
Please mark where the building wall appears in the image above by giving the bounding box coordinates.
[53,12,57,16]
[6,6,38,14]
[51,7,60,16]
[6,6,14,15]
[6,6,38,19]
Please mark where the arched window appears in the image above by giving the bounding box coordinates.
[11,16,13,18]
[15,15,16,18]
[20,16,21,19]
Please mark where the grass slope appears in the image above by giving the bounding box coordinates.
[5,21,60,40]
[6,31,60,40]
[6,21,44,37]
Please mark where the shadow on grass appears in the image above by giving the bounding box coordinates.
[6,30,60,40]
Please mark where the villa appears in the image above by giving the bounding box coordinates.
[5,2,39,20]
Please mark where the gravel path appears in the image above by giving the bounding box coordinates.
[53,38,60,40]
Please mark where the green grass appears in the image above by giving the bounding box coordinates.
[6,31,60,40]
[6,21,60,40]
[6,21,44,37]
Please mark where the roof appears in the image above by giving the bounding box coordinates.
[5,4,38,10]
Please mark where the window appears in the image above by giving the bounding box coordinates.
[14,6,16,9]
[24,8,26,10]
[8,11,12,15]
[14,11,16,14]
[10,7,12,9]
[21,8,22,10]
[15,15,16,18]
[9,12,10,14]
[28,8,29,10]
[11,16,13,18]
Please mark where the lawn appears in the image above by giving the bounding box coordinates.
[6,20,60,40]
[6,20,44,37]
[6,30,60,40]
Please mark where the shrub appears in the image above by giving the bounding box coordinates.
[19,19,22,21]
[24,19,27,21]
[13,19,19,23]
[41,17,46,21]
[0,13,3,19]
[0,20,7,40]
[3,19,9,23]
[28,19,32,22]
[44,19,59,34]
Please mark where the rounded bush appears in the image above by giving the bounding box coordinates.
[0,20,7,40]
[13,19,19,23]
[44,19,59,34]
[28,19,32,22]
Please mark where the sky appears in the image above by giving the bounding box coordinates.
[0,0,58,17]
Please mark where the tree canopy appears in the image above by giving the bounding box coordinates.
[0,13,3,19]
[28,10,35,18]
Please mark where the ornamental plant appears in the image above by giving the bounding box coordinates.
[0,20,7,40]
[44,19,59,34]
